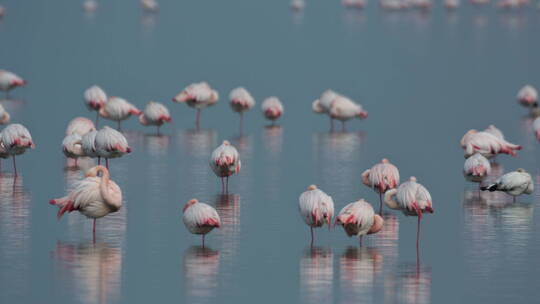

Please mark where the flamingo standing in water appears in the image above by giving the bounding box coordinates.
[335,199,384,246]
[0,124,35,175]
[342,0,367,8]
[533,117,540,140]
[50,165,123,240]
[141,0,159,12]
[261,97,284,126]
[182,199,221,248]
[95,126,131,168]
[82,0,98,13]
[229,87,256,133]
[328,95,368,131]
[463,153,491,189]
[517,85,538,113]
[460,129,521,158]
[0,104,11,125]
[0,70,26,97]
[65,117,96,136]
[313,90,339,130]
[99,97,141,131]
[0,6,5,18]
[298,185,335,246]
[362,158,400,215]
[81,130,99,162]
[172,82,219,129]
[84,85,107,126]
[62,134,85,166]
[210,140,241,193]
[481,168,534,202]
[138,101,172,135]
[444,0,460,9]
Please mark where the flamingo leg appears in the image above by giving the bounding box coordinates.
[93,219,96,243]
[225,176,229,194]
[75,158,78,166]
[221,177,225,193]
[379,192,383,215]
[239,112,244,135]
[359,235,363,247]
[341,121,346,132]
[157,126,161,136]
[513,196,516,203]
[98,157,101,165]
[95,111,100,127]
[105,158,109,169]
[202,234,205,248]
[330,117,334,132]
[12,156,17,176]
[310,226,314,247]
[196,109,201,130]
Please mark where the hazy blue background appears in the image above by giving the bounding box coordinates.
[1,0,540,303]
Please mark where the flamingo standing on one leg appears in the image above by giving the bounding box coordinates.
[298,185,334,246]
[99,97,141,131]
[261,97,284,126]
[210,140,241,193]
[384,176,434,253]
[0,69,26,97]
[95,126,131,169]
[49,165,123,241]
[81,130,99,163]
[84,85,107,126]
[0,123,35,176]
[361,158,400,215]
[138,101,172,135]
[481,168,534,202]
[328,95,368,132]
[517,85,538,111]
[182,199,221,248]
[313,90,339,130]
[335,199,384,246]
[141,0,159,12]
[229,87,256,134]
[0,104,11,125]
[463,153,491,190]
[172,82,219,129]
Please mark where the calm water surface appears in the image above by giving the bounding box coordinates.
[1,1,540,303]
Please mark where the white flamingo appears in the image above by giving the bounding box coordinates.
[0,123,35,175]
[141,0,159,12]
[210,140,241,193]
[384,176,434,250]
[298,185,335,245]
[172,82,219,129]
[84,85,107,125]
[229,87,256,132]
[342,0,367,8]
[328,96,368,131]
[138,101,172,135]
[0,69,26,97]
[361,158,400,215]
[62,134,84,166]
[444,0,460,8]
[335,199,384,246]
[81,130,99,160]
[517,85,538,109]
[182,199,221,248]
[313,90,339,129]
[95,126,131,168]
[99,97,141,130]
[463,153,491,188]
[484,124,504,140]
[65,117,96,136]
[461,129,521,158]
[481,168,534,201]
[83,0,98,13]
[0,104,10,125]
[50,165,122,239]
[261,97,284,125]
[533,117,540,140]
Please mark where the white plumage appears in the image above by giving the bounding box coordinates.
[172,82,219,109]
[463,153,491,183]
[65,117,96,136]
[84,85,107,111]
[362,158,400,214]
[82,0,98,13]
[481,169,534,197]
[99,97,141,129]
[62,133,84,159]
[460,129,521,158]
[141,0,159,12]
[533,117,540,140]
[0,69,26,93]
[517,85,538,108]
[444,0,460,8]
[312,90,338,114]
[95,126,131,160]
[210,140,241,178]
[0,123,34,156]
[0,104,10,125]
[229,87,256,113]
[261,97,284,122]
[182,199,221,247]
[335,199,384,241]
[342,0,367,8]
[384,176,434,216]
[81,130,99,158]
[329,95,368,122]
[298,185,334,233]
[139,101,171,131]
[484,125,504,140]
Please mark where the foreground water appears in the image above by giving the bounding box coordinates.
[1,1,540,303]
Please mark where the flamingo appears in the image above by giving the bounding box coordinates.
[99,97,141,131]
[139,101,172,135]
[0,104,11,125]
[95,126,131,169]
[460,129,521,158]
[361,158,400,215]
[261,97,284,126]
[84,85,107,125]
[328,95,368,131]
[62,133,84,166]
[182,199,221,248]
[291,0,305,11]
[313,90,339,130]
[298,185,335,246]
[484,124,504,141]
[0,124,35,175]
[335,199,384,246]
[210,140,241,193]
[533,117,540,140]
[172,82,219,129]
[81,130,99,161]
[384,176,434,251]
[229,87,256,132]
[82,0,98,13]
[50,165,122,240]
[0,70,26,97]
[0,6,5,18]
[463,153,491,189]
[141,0,159,12]
[481,168,534,202]
[65,117,96,136]
[342,0,367,8]
[517,85,538,109]
[444,0,460,9]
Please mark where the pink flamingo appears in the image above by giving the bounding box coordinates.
[463,153,491,189]
[65,117,96,136]
[0,124,35,175]
[229,87,256,133]
[313,90,339,130]
[95,126,131,168]
[461,129,521,158]
[182,198,221,248]
[62,133,85,166]
[0,69,26,97]
[99,97,141,131]
[361,158,400,215]
[261,97,284,126]
[210,140,241,193]
[50,165,123,240]
[517,85,538,109]
[0,104,10,125]
[384,176,434,251]
[81,130,99,162]
[335,199,384,246]
[172,82,219,129]
[84,85,107,126]
[0,6,5,18]
[328,96,368,131]
[298,185,335,246]
[139,101,172,135]
[533,117,540,140]
[141,0,159,12]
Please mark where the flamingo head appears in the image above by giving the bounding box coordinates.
[381,158,389,164]
[183,199,198,212]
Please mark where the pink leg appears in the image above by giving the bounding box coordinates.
[98,157,101,165]
[226,176,229,193]
[359,235,363,246]
[93,219,96,243]
[95,111,100,128]
[157,126,161,136]
[221,177,225,193]
[379,192,383,215]
[239,112,244,135]
[202,234,205,248]
[12,156,17,176]
[310,227,314,247]
[417,216,421,251]
[105,158,109,169]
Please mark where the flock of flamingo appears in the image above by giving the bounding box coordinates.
[0,67,538,253]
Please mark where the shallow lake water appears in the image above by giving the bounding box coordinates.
[1,1,540,303]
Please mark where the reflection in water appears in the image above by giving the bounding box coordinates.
[144,134,171,157]
[390,263,432,304]
[262,126,283,201]
[0,175,31,300]
[372,214,400,266]
[183,246,220,302]
[299,247,333,304]
[178,129,217,197]
[214,194,241,260]
[340,247,383,304]
[52,242,122,304]
[230,135,253,195]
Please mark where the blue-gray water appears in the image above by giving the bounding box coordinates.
[1,1,540,303]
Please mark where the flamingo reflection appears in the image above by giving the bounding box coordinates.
[178,129,217,197]
[183,246,220,301]
[339,247,383,303]
[143,134,171,157]
[391,263,432,304]
[299,247,333,304]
